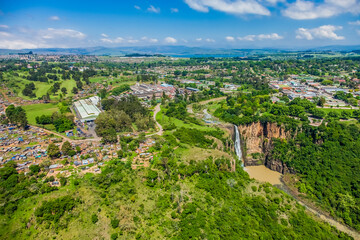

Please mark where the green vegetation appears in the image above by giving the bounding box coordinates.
[5,105,28,129]
[271,122,360,230]
[1,56,360,239]
[0,157,351,239]
[96,96,155,143]
[23,103,58,125]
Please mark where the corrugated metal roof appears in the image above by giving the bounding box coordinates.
[74,99,101,121]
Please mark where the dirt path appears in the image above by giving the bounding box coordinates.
[148,104,163,136]
[29,125,101,143]
[198,96,227,105]
[317,106,359,110]
[278,182,360,239]
[187,96,227,114]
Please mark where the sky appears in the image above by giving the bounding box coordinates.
[0,0,359,49]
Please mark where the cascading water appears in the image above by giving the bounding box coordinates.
[234,125,244,167]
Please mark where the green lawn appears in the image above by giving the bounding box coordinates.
[23,103,59,125]
[156,106,214,131]
[4,72,78,100]
[60,79,77,97]
[319,107,354,114]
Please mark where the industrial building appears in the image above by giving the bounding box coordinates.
[73,96,101,122]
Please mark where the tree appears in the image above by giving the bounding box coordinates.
[61,141,72,156]
[318,97,326,107]
[151,93,157,106]
[76,81,83,90]
[111,218,119,228]
[72,87,78,94]
[99,88,107,99]
[5,105,28,129]
[29,164,41,174]
[91,214,98,224]
[61,87,67,95]
[47,143,61,158]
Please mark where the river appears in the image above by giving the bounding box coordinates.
[233,124,360,239]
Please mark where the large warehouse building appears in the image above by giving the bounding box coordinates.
[73,96,101,122]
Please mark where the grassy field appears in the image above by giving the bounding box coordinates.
[23,103,59,125]
[174,146,232,163]
[4,72,78,100]
[319,107,355,114]
[156,106,214,131]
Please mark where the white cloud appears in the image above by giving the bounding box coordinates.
[134,5,141,10]
[141,36,159,43]
[171,8,179,13]
[225,36,235,42]
[49,16,60,21]
[0,27,88,49]
[164,37,177,44]
[101,33,108,38]
[0,24,9,29]
[265,0,285,4]
[41,28,86,39]
[349,20,360,25]
[184,0,271,16]
[127,40,139,44]
[237,35,256,41]
[101,37,125,44]
[0,39,39,49]
[296,25,345,40]
[100,38,114,43]
[283,0,360,20]
[0,31,12,37]
[147,5,160,13]
[258,33,283,40]
[149,38,158,43]
[196,38,216,43]
[237,33,283,41]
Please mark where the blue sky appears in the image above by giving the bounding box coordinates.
[0,0,359,49]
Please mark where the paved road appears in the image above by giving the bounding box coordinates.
[148,104,163,136]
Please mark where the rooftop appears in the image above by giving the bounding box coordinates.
[73,98,101,122]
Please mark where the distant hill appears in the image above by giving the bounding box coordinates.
[0,45,360,57]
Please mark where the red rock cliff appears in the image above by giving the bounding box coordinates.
[237,122,292,173]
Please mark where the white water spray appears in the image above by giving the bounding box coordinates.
[234,125,244,167]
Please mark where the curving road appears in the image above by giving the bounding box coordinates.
[148,104,163,136]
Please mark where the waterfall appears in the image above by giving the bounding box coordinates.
[234,125,244,167]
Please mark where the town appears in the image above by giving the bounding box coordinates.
[1,53,360,239]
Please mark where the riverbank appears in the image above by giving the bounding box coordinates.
[279,176,360,240]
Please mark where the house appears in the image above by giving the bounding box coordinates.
[74,160,81,166]
[49,164,62,170]
[65,130,74,137]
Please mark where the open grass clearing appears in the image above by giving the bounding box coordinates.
[23,103,59,125]
[156,106,214,132]
[174,146,232,163]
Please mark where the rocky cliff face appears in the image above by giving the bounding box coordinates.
[237,122,292,174]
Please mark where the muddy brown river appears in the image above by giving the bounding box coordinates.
[244,166,360,239]
[244,165,282,185]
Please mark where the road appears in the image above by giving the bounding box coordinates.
[29,125,101,144]
[148,104,163,136]
[187,96,227,114]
